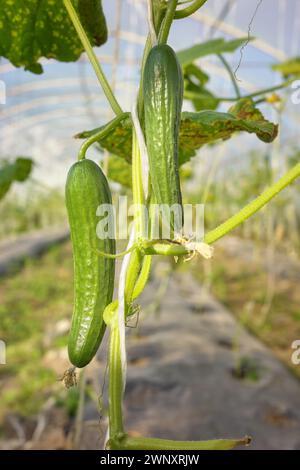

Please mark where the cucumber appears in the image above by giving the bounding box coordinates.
[66,159,115,368]
[143,44,184,234]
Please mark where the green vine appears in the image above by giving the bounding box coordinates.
[220,78,295,102]
[158,0,178,44]
[64,0,300,452]
[218,54,241,99]
[174,0,208,19]
[78,113,129,161]
[63,0,123,116]
[204,163,300,245]
[109,434,251,450]
[108,312,124,439]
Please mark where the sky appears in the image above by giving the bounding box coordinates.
[0,0,299,189]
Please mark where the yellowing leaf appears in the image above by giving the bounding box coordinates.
[0,0,107,73]
[76,101,278,168]
[272,57,300,78]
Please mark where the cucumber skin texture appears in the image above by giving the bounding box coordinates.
[66,159,115,368]
[143,44,183,230]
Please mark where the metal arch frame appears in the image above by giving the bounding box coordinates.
[0,81,137,122]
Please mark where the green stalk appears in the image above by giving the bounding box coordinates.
[124,249,143,307]
[158,0,178,45]
[219,78,295,103]
[132,255,152,300]
[132,129,146,239]
[184,78,294,105]
[141,239,190,256]
[96,245,136,260]
[108,317,124,439]
[138,3,165,118]
[78,113,129,160]
[204,162,300,245]
[125,198,155,306]
[103,254,152,322]
[107,101,148,442]
[63,0,123,116]
[218,54,241,99]
[174,0,208,19]
[138,34,153,118]
[111,434,251,450]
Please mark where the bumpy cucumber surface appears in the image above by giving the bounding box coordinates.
[66,159,115,368]
[143,44,184,232]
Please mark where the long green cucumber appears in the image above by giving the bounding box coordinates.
[143,44,184,234]
[66,159,115,368]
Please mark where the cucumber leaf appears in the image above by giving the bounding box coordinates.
[77,117,133,164]
[14,157,34,182]
[0,158,33,200]
[0,0,107,74]
[177,37,253,66]
[184,85,219,111]
[76,99,278,171]
[179,100,278,164]
[0,164,16,200]
[183,63,219,111]
[106,154,132,188]
[272,57,300,78]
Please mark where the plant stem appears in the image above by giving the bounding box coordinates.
[174,0,208,19]
[185,79,294,105]
[132,129,146,238]
[220,78,294,103]
[125,249,143,307]
[138,34,153,118]
[73,369,86,449]
[96,245,136,260]
[108,317,124,438]
[158,0,178,45]
[138,3,165,117]
[141,239,190,256]
[147,0,158,46]
[78,113,129,160]
[103,254,152,322]
[218,54,241,99]
[63,0,123,116]
[132,255,152,300]
[114,434,251,450]
[204,162,300,245]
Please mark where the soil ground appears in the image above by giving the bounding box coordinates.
[1,232,300,449]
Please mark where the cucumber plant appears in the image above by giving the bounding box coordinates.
[62,0,300,450]
[1,0,298,451]
[60,0,300,450]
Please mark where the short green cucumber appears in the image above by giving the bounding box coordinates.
[66,159,115,368]
[143,44,184,233]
